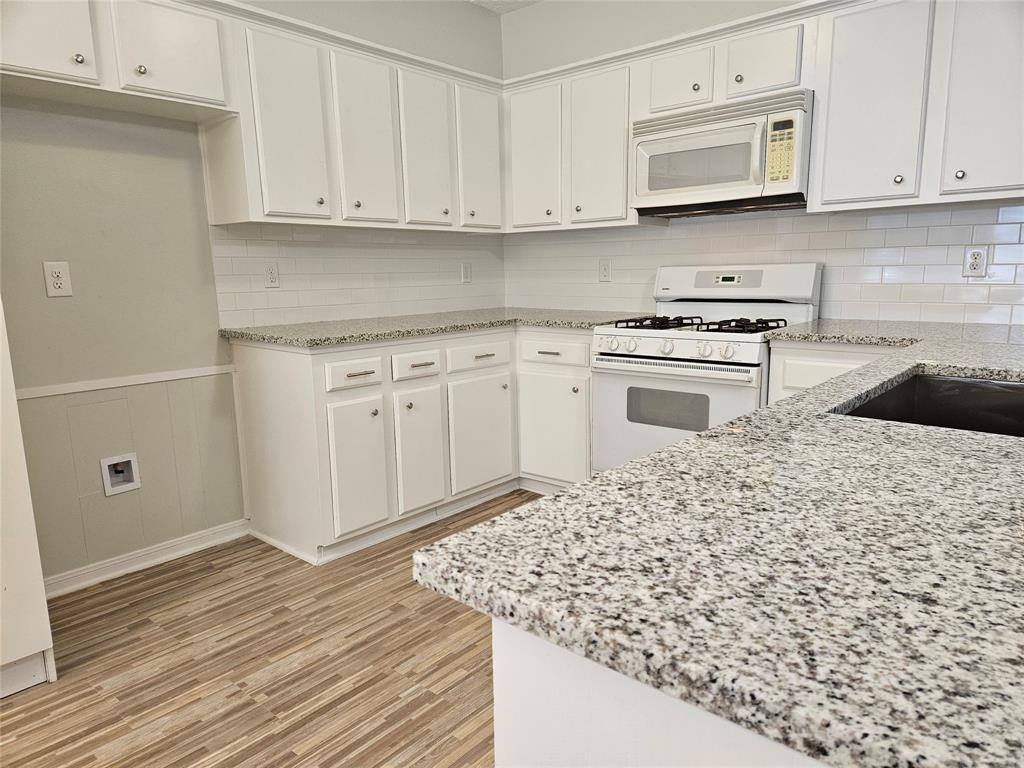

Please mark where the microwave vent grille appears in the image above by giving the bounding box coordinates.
[632,89,812,138]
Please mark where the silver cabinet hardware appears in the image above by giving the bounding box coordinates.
[136,64,148,75]
[955,170,966,180]
[405,402,414,410]
[370,408,379,416]
[73,53,86,64]
[501,383,509,390]
[893,174,904,184]
[317,197,325,205]
[345,370,376,378]
[469,210,476,217]
[691,83,700,91]
[474,352,496,360]
[575,205,582,212]
[571,386,579,393]
[410,361,435,369]
[537,350,561,356]
[734,74,743,83]
[354,200,362,208]
[442,208,450,215]
[545,208,552,216]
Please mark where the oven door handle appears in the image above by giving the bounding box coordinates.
[592,356,758,385]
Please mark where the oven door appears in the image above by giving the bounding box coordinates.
[633,117,767,207]
[592,365,761,472]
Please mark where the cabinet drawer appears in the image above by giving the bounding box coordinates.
[520,339,589,367]
[392,349,441,381]
[447,340,511,373]
[325,357,384,391]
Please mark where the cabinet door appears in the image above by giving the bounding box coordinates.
[649,47,713,112]
[393,384,446,515]
[519,371,589,484]
[725,26,803,98]
[398,70,454,226]
[327,395,390,538]
[111,1,225,104]
[448,372,514,495]
[247,30,331,218]
[818,1,934,204]
[570,68,629,224]
[0,0,98,83]
[456,85,502,228]
[509,84,562,227]
[332,50,402,222]
[940,0,1024,194]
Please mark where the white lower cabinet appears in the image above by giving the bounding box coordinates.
[393,383,446,515]
[327,394,390,537]
[519,370,590,485]
[448,372,515,495]
[768,342,889,403]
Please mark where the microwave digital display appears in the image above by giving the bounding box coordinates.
[772,119,794,131]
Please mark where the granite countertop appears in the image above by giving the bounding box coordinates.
[413,338,1024,767]
[219,307,637,348]
[767,318,1024,347]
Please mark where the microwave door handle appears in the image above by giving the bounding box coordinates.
[751,119,767,190]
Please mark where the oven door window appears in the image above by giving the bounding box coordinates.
[626,387,710,431]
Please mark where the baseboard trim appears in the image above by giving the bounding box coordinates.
[17,365,235,401]
[246,529,320,566]
[43,519,249,598]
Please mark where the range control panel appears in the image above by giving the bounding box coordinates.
[766,118,795,184]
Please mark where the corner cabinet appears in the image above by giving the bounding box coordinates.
[455,85,503,228]
[508,84,563,227]
[448,372,515,494]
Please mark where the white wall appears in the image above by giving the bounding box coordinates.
[243,0,503,77]
[503,202,1024,324]
[500,0,801,78]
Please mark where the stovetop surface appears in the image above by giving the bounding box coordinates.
[611,315,788,334]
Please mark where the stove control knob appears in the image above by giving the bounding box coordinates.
[607,337,620,351]
[660,340,675,355]
[697,341,713,358]
[719,344,736,360]
[625,338,639,352]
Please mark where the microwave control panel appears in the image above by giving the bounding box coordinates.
[767,118,795,184]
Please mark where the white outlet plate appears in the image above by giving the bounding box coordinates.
[460,262,472,284]
[264,261,280,288]
[962,246,989,278]
[598,259,612,283]
[43,261,72,297]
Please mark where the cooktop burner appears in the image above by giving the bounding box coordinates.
[695,317,788,334]
[614,315,703,330]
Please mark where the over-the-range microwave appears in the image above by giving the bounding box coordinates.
[632,89,813,217]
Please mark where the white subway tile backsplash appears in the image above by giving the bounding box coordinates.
[920,303,965,322]
[881,266,924,284]
[998,205,1024,224]
[866,211,908,229]
[926,225,973,246]
[864,247,904,265]
[963,304,1011,324]
[901,284,944,302]
[878,302,921,321]
[907,209,951,227]
[903,246,949,265]
[885,228,928,247]
[994,244,1024,264]
[923,264,965,284]
[943,285,989,303]
[840,266,882,283]
[949,207,998,225]
[989,286,1024,304]
[808,230,848,250]
[845,229,886,248]
[973,223,1021,244]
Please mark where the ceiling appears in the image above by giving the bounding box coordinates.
[468,0,540,15]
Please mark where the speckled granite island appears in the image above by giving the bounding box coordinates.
[413,335,1024,768]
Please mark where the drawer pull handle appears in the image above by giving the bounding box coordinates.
[474,352,496,360]
[405,402,414,410]
[346,370,376,378]
[537,350,561,356]
[410,361,436,369]
[370,408,379,417]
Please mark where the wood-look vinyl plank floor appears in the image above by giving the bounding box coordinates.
[0,489,539,768]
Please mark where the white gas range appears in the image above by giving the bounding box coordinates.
[592,262,822,471]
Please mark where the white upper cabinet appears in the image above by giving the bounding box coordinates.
[327,395,391,538]
[649,47,713,112]
[110,1,225,104]
[0,0,98,83]
[815,1,934,205]
[938,0,1024,195]
[448,372,514,495]
[570,68,629,224]
[331,50,402,222]
[398,69,455,226]
[246,29,331,218]
[509,84,562,227]
[725,25,803,98]
[455,85,503,228]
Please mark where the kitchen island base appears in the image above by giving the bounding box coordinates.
[492,619,822,768]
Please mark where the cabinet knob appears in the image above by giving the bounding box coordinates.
[734,74,744,83]
[691,82,700,92]
[469,210,476,217]
[893,174,904,184]
[501,383,509,390]
[73,53,86,64]
[317,197,326,205]
[545,208,552,216]
[442,208,450,215]
[354,200,362,208]
[370,408,379,417]
[571,386,579,394]
[405,402,414,410]
[575,205,582,212]
[136,64,148,75]
[954,169,966,180]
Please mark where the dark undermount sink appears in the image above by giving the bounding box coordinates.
[844,374,1024,437]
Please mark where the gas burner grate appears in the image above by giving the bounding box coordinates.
[695,317,788,334]
[614,315,704,330]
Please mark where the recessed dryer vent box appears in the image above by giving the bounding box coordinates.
[100,453,141,497]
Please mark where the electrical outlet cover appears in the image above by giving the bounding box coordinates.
[264,261,280,288]
[962,246,989,278]
[460,262,472,284]
[598,259,612,283]
[43,261,72,297]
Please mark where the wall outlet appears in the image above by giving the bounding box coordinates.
[460,262,472,284]
[962,246,989,278]
[264,261,280,288]
[598,259,612,283]
[43,261,72,297]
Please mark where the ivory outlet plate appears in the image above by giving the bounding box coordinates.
[962,246,989,278]
[43,261,73,297]
[264,261,280,288]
